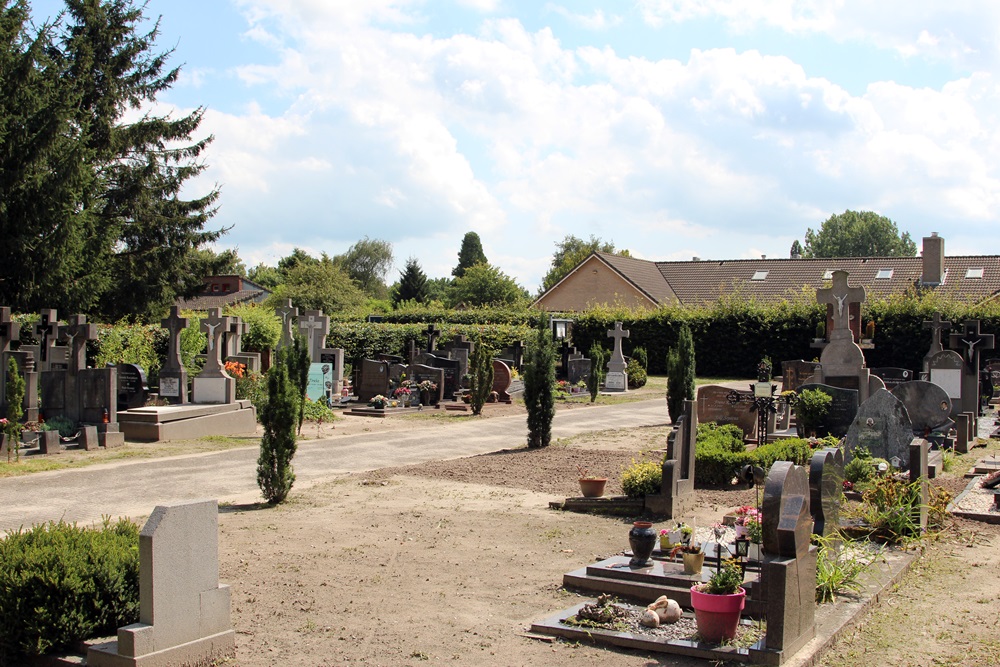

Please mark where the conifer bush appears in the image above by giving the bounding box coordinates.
[524,315,556,448]
[468,339,495,416]
[0,519,139,664]
[587,343,607,403]
[257,347,300,504]
[666,323,695,423]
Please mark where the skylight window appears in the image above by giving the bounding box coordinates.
[875,269,893,279]
[751,270,768,281]
[966,267,984,279]
[822,269,833,280]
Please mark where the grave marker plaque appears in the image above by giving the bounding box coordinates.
[928,350,964,405]
[696,385,756,437]
[871,367,913,390]
[117,363,148,411]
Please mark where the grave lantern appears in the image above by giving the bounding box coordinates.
[551,318,572,341]
[890,456,901,470]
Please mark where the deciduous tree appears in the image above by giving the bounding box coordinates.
[803,210,916,258]
[449,263,527,307]
[541,235,629,292]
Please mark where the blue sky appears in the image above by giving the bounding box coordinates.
[29,0,1000,293]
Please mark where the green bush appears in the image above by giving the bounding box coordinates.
[257,347,300,504]
[796,388,832,433]
[697,422,746,453]
[95,321,162,384]
[301,397,337,423]
[0,519,139,663]
[621,460,661,497]
[666,323,696,422]
[694,435,813,487]
[226,303,281,351]
[625,358,647,388]
[43,415,76,438]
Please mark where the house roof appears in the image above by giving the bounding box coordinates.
[654,255,1000,305]
[595,252,676,304]
[175,275,272,312]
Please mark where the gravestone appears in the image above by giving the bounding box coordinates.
[797,382,859,438]
[605,321,629,392]
[424,324,440,352]
[985,359,1000,395]
[441,334,473,381]
[922,313,951,374]
[275,299,299,349]
[948,320,994,426]
[927,350,964,415]
[192,308,235,404]
[696,384,756,437]
[428,354,461,400]
[117,363,148,411]
[909,440,930,533]
[87,499,235,667]
[298,310,331,362]
[492,360,513,403]
[647,398,697,518]
[870,367,913,390]
[306,363,336,403]
[758,461,817,657]
[890,380,953,434]
[33,308,60,372]
[781,360,819,393]
[159,306,189,404]
[809,447,843,539]
[844,389,913,467]
[565,350,590,386]
[224,318,261,374]
[356,359,390,402]
[814,271,877,401]
[319,349,345,396]
[407,364,445,405]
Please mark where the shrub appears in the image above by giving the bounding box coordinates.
[95,322,161,384]
[814,533,872,603]
[621,460,661,497]
[301,397,336,423]
[226,303,281,351]
[257,347,299,504]
[795,388,832,434]
[625,358,647,388]
[0,519,139,663]
[694,434,813,487]
[587,343,606,403]
[5,357,25,462]
[666,323,695,423]
[44,415,76,438]
[468,339,494,416]
[697,422,746,453]
[524,315,556,448]
[632,346,648,370]
[854,476,924,543]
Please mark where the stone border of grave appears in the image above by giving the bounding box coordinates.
[946,476,1000,525]
[532,548,915,665]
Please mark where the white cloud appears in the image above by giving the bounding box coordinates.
[545,4,623,31]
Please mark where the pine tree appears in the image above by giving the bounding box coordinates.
[395,257,429,305]
[257,347,298,504]
[524,315,556,448]
[468,339,494,416]
[452,231,487,278]
[587,343,606,403]
[666,323,696,423]
[0,0,223,320]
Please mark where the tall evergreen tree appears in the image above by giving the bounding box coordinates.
[468,338,494,416]
[394,257,429,305]
[0,0,223,320]
[452,231,487,278]
[257,346,298,504]
[666,323,696,423]
[524,315,556,448]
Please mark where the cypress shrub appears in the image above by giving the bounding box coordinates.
[468,339,495,416]
[257,347,300,504]
[587,343,607,403]
[5,357,25,462]
[0,519,139,664]
[524,315,556,448]
[666,322,696,422]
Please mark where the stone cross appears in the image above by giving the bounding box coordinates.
[816,271,865,336]
[923,313,951,358]
[0,307,20,355]
[226,318,245,357]
[425,324,440,352]
[297,310,329,362]
[33,309,59,364]
[607,321,630,366]
[58,314,98,373]
[275,299,298,348]
[949,320,994,370]
[200,308,232,374]
[160,307,189,373]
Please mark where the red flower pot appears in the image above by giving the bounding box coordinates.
[689,585,746,643]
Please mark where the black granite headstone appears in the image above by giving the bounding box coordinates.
[798,382,859,438]
[870,367,914,390]
[116,363,148,411]
[890,380,953,434]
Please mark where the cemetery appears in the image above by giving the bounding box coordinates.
[1,273,1000,667]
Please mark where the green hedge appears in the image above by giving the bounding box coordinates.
[0,519,140,664]
[693,434,814,487]
[327,322,535,362]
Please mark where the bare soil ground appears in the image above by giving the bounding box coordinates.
[217,397,1000,667]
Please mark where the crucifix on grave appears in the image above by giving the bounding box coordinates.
[923,312,952,374]
[297,310,330,362]
[58,314,98,373]
[949,320,994,421]
[604,321,630,392]
[159,306,189,404]
[425,324,440,353]
[275,299,298,349]
[193,308,235,404]
[33,309,60,370]
[816,271,865,342]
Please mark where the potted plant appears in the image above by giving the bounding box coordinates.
[659,522,692,550]
[689,558,746,643]
[795,388,832,437]
[368,394,389,410]
[669,543,705,575]
[577,465,608,498]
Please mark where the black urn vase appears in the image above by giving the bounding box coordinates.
[629,521,657,567]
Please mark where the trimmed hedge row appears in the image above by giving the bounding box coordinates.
[694,425,815,487]
[327,322,535,362]
[0,519,140,664]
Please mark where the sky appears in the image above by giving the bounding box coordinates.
[28,0,1000,293]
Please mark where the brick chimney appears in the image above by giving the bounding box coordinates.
[921,233,944,285]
